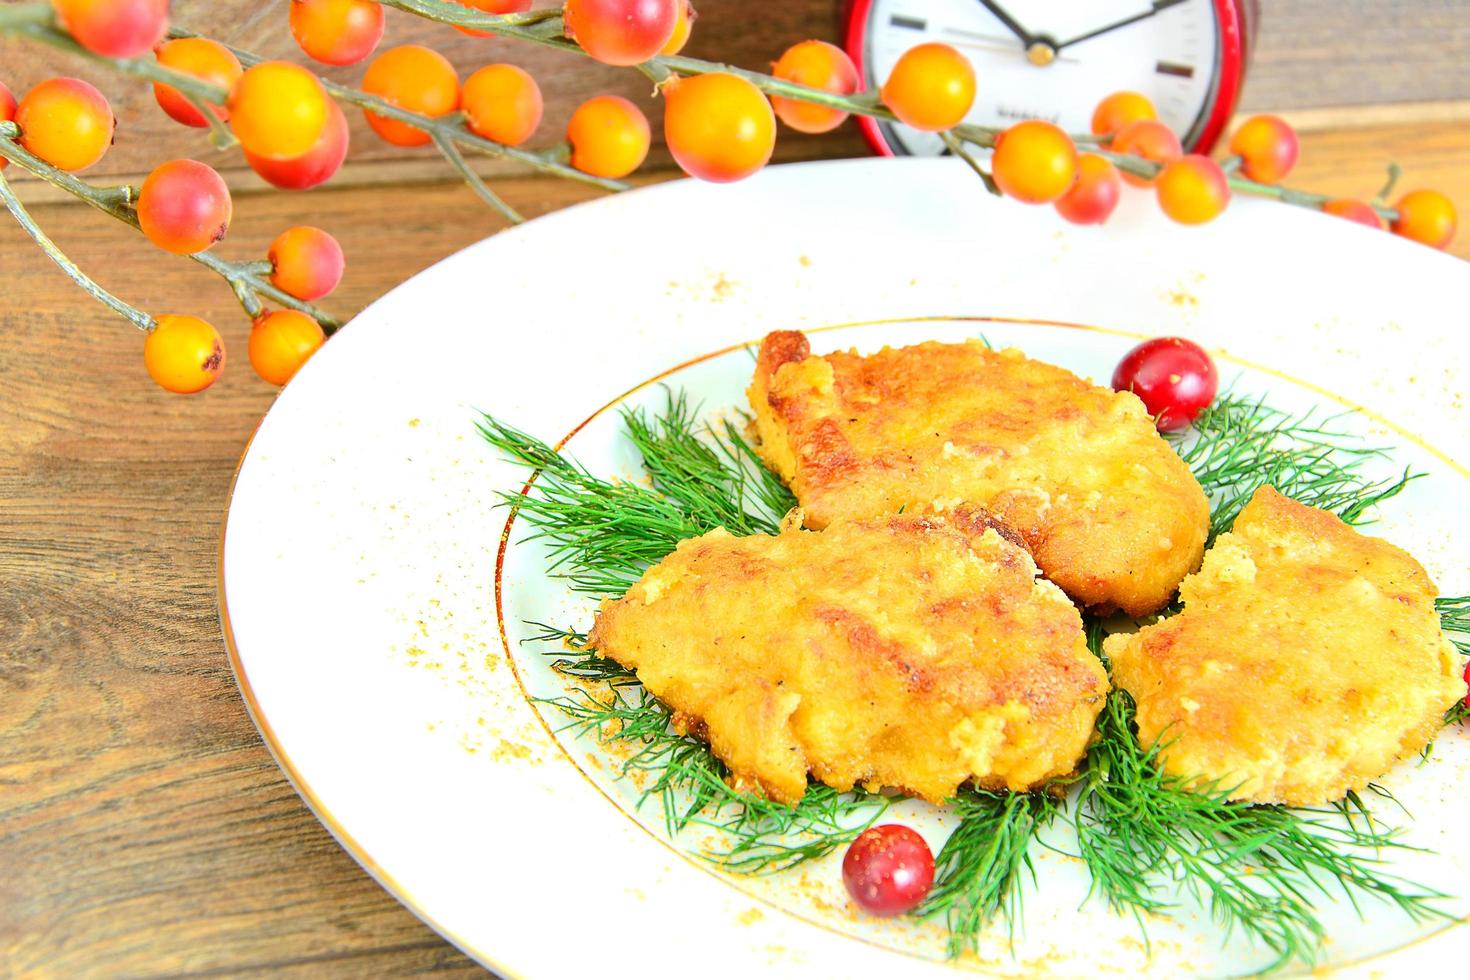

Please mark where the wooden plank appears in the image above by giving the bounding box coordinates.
[1242,0,1470,112]
[1,121,1465,975]
[1270,100,1470,134]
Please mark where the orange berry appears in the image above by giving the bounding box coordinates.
[290,0,385,67]
[564,0,678,67]
[249,310,326,386]
[1091,91,1156,139]
[16,77,115,172]
[991,120,1078,205]
[269,226,345,301]
[1229,114,1299,184]
[137,159,233,255]
[1155,154,1230,225]
[462,64,542,146]
[53,0,168,59]
[1322,197,1384,230]
[145,314,225,394]
[661,0,696,55]
[566,94,650,179]
[153,38,243,129]
[361,45,460,147]
[229,62,330,161]
[1391,189,1457,250]
[663,73,775,183]
[1110,119,1181,187]
[880,43,975,132]
[770,40,859,135]
[0,81,16,171]
[245,97,350,190]
[1055,153,1122,225]
[453,0,533,37]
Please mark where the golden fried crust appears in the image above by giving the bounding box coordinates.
[747,331,1210,616]
[588,509,1108,805]
[1107,487,1467,806]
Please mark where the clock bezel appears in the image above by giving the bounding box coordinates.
[842,0,1255,157]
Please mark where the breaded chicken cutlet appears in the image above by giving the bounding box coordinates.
[1107,487,1467,806]
[748,331,1210,617]
[588,508,1109,805]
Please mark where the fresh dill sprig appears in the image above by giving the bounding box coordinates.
[713,415,799,520]
[1439,595,1470,658]
[522,622,641,686]
[622,391,798,533]
[1173,394,1415,536]
[917,788,1060,957]
[1077,627,1449,971]
[479,391,794,596]
[536,639,888,873]
[1439,596,1470,725]
[1333,783,1410,830]
[689,782,890,875]
[477,416,705,595]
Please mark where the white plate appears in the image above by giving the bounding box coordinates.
[220,159,1470,977]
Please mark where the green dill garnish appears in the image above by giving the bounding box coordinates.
[536,639,889,873]
[477,416,701,596]
[1173,393,1415,535]
[622,390,793,535]
[1445,699,1469,727]
[1076,624,1450,971]
[918,788,1060,957]
[482,377,1460,969]
[1439,596,1470,725]
[493,395,883,874]
[1440,595,1470,657]
[522,623,638,686]
[476,391,792,596]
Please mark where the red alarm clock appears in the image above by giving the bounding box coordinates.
[844,0,1258,157]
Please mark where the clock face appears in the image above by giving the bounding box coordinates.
[863,0,1223,156]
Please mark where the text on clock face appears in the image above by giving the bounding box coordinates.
[996,105,1060,123]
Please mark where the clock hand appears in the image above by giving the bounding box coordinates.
[973,0,1037,46]
[944,27,1026,47]
[946,38,1081,63]
[1055,0,1191,51]
[943,31,1084,63]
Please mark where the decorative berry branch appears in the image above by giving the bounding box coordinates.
[377,0,1440,233]
[0,0,631,391]
[166,27,625,196]
[0,5,626,194]
[0,5,222,101]
[385,1,899,120]
[0,0,1457,395]
[380,0,1017,149]
[0,161,154,330]
[0,120,341,329]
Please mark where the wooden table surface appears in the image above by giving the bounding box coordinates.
[3,118,1468,975]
